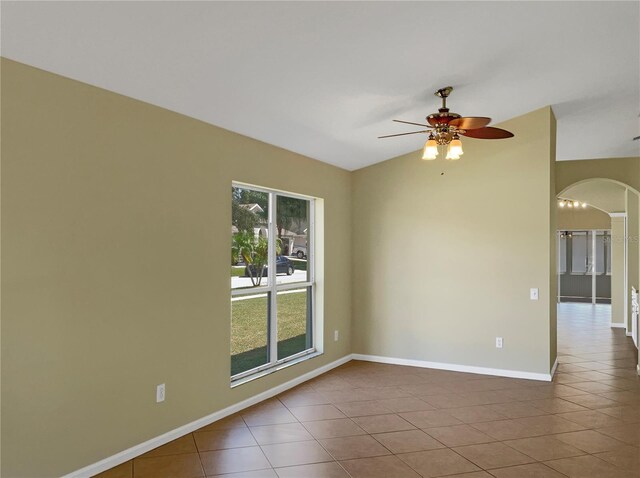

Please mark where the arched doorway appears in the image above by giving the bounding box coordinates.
[554,177,639,376]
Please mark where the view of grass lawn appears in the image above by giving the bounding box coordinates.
[231,289,309,376]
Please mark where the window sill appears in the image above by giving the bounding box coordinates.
[230,350,322,388]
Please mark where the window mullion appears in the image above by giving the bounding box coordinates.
[268,193,278,364]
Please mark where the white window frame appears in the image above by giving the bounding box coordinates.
[231,182,318,385]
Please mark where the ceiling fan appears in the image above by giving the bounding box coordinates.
[379,86,514,160]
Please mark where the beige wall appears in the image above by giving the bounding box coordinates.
[626,190,639,333]
[611,216,626,326]
[1,59,352,477]
[548,112,557,368]
[556,206,611,230]
[351,107,557,375]
[556,157,640,194]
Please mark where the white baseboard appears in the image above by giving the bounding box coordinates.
[626,331,633,337]
[351,354,554,382]
[62,354,353,478]
[550,357,559,379]
[610,322,626,328]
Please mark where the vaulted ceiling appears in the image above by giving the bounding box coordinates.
[2,1,639,170]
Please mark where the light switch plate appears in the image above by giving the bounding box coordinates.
[530,288,539,300]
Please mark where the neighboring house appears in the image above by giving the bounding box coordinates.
[238,203,264,215]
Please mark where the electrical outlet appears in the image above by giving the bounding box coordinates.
[334,330,339,341]
[496,337,503,349]
[530,288,539,300]
[156,383,165,403]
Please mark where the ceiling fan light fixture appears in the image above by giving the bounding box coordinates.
[449,135,463,157]
[422,135,439,160]
[445,144,460,160]
[379,86,514,162]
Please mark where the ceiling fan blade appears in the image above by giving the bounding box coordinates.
[393,119,432,128]
[378,130,430,139]
[449,116,492,130]
[460,127,514,139]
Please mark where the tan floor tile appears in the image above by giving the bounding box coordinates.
[453,442,534,469]
[544,454,637,478]
[200,447,271,476]
[141,435,198,458]
[277,391,331,408]
[352,413,415,434]
[488,463,567,477]
[339,455,420,477]
[287,404,346,422]
[261,440,333,468]
[372,429,444,454]
[434,472,493,478]
[397,448,480,477]
[333,400,391,417]
[556,410,624,428]
[133,453,204,478]
[320,389,370,403]
[400,383,452,396]
[308,376,353,392]
[374,397,435,412]
[446,405,507,423]
[598,405,640,423]
[93,461,132,478]
[241,407,297,427]
[485,402,547,419]
[472,415,584,440]
[209,469,277,478]
[561,393,620,409]
[399,409,462,428]
[248,422,314,445]
[302,418,367,439]
[597,423,640,446]
[357,386,413,400]
[274,462,349,478]
[553,429,625,453]
[526,398,588,414]
[197,415,248,432]
[319,435,391,460]
[594,445,640,472]
[503,436,585,461]
[470,419,537,441]
[567,381,622,393]
[423,424,495,447]
[194,428,257,451]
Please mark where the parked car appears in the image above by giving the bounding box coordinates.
[244,256,295,277]
[293,245,307,259]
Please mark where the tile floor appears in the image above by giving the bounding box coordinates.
[95,303,639,477]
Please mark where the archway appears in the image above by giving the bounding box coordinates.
[553,177,640,376]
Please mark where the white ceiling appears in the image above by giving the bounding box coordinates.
[2,1,639,170]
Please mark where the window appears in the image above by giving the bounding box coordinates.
[558,234,567,274]
[230,183,316,382]
[571,231,589,274]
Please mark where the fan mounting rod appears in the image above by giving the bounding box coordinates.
[435,86,453,110]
